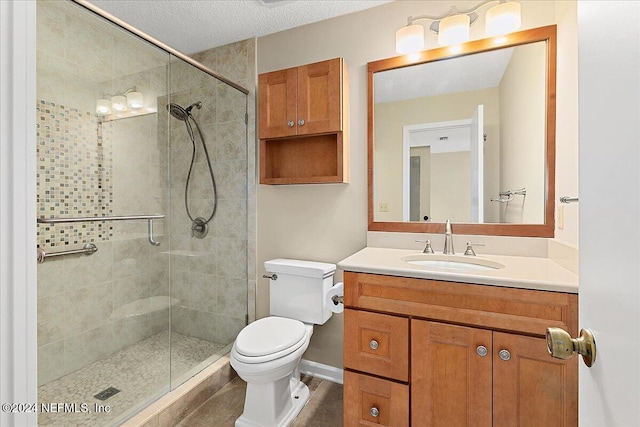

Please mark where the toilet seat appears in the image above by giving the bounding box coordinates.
[233,317,308,364]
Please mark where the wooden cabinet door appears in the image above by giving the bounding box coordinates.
[258,67,297,139]
[493,332,578,427]
[344,371,409,427]
[296,58,342,135]
[411,320,492,427]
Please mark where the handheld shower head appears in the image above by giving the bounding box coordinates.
[167,103,189,121]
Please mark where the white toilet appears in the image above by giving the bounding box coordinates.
[230,258,336,427]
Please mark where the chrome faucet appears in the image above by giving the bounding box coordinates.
[443,219,455,255]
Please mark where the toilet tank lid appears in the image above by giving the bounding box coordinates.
[264,259,336,279]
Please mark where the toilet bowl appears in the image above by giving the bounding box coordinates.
[230,317,314,427]
[230,259,337,427]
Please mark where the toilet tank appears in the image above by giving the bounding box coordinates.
[265,259,336,325]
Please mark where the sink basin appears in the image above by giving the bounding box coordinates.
[402,255,505,272]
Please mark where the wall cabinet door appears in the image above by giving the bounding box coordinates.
[258,67,297,139]
[258,58,342,139]
[297,58,342,135]
[411,320,492,427]
[493,332,578,427]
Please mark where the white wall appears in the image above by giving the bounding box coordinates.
[257,1,570,368]
[554,0,579,247]
[499,42,547,224]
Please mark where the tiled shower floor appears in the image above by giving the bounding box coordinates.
[38,331,229,427]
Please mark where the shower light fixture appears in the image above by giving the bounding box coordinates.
[96,87,144,116]
[111,95,127,112]
[96,98,112,115]
[395,0,522,53]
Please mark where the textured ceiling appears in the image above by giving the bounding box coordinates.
[88,0,393,55]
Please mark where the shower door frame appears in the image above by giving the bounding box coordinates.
[0,2,38,427]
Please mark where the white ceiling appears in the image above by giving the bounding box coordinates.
[88,0,393,55]
[374,47,515,104]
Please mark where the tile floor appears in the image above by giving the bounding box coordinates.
[38,331,228,427]
[178,375,344,427]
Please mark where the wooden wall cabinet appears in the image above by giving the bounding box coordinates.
[343,272,578,427]
[258,58,349,184]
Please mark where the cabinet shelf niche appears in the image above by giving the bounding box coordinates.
[260,133,346,184]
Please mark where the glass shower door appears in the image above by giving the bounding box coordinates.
[167,55,248,387]
[36,1,172,425]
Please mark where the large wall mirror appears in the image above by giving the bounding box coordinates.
[368,25,556,237]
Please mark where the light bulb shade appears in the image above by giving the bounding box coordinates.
[438,13,470,46]
[126,91,144,109]
[396,24,424,54]
[485,1,521,36]
[96,98,112,115]
[111,95,127,112]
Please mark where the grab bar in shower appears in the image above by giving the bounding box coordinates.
[37,243,98,264]
[37,214,165,246]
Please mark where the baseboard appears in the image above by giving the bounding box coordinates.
[299,359,343,385]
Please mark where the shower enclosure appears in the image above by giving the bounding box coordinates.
[35,1,249,425]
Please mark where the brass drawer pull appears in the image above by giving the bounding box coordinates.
[369,340,379,350]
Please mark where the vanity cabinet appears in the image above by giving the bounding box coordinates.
[258,57,349,184]
[343,271,578,427]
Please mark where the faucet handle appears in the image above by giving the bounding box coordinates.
[415,239,434,254]
[464,242,485,256]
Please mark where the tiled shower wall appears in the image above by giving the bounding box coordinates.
[166,38,256,345]
[36,100,170,386]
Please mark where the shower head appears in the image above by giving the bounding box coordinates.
[168,103,189,121]
[167,102,202,121]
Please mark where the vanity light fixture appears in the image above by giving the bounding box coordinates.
[96,87,144,116]
[395,0,522,53]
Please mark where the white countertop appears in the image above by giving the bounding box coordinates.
[338,247,578,294]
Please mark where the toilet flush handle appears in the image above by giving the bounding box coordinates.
[262,274,278,281]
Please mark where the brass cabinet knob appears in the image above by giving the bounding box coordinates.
[476,345,488,357]
[298,119,305,126]
[499,349,511,361]
[546,327,596,367]
[369,340,379,350]
[370,407,379,418]
[287,120,294,127]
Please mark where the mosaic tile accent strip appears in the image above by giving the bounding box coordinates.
[36,99,113,249]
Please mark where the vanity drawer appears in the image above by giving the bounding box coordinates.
[344,309,409,381]
[344,272,578,337]
[343,370,409,427]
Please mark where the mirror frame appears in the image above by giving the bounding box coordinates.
[368,25,557,237]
